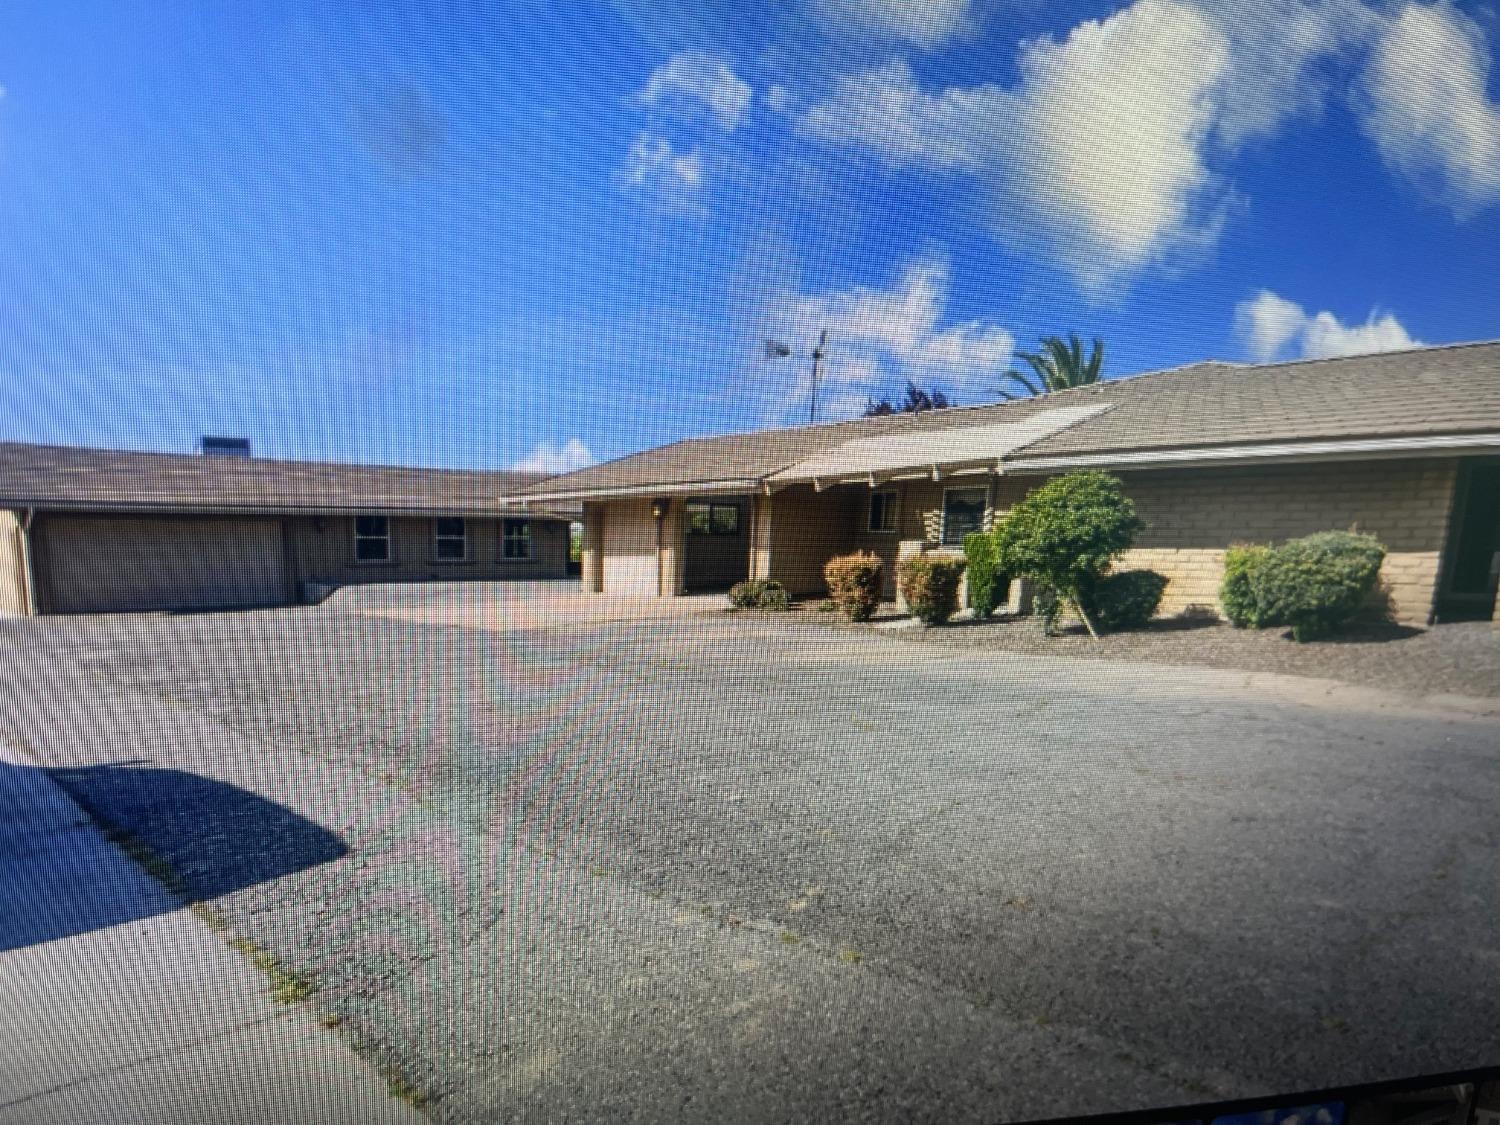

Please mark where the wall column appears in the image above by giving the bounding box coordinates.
[748,491,772,582]
[657,498,685,596]
[580,502,604,593]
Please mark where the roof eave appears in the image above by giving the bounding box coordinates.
[1002,432,1500,474]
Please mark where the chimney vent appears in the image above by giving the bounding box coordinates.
[198,436,252,458]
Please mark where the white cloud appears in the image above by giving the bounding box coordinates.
[812,0,976,49]
[1356,2,1500,213]
[639,51,753,132]
[802,0,1237,295]
[618,132,707,213]
[1234,289,1422,362]
[514,438,596,474]
[765,254,1013,415]
[765,84,793,114]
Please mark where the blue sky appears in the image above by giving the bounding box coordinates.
[0,0,1496,470]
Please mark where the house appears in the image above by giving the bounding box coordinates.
[506,341,1500,626]
[0,442,576,615]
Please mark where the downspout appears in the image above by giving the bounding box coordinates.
[18,508,37,616]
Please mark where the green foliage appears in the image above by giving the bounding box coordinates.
[728,579,790,611]
[823,553,884,622]
[1089,569,1167,632]
[898,556,967,626]
[1247,531,1387,642]
[963,532,1007,619]
[992,471,1142,637]
[1000,334,1105,399]
[1220,544,1275,628]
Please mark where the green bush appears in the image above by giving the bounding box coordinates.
[823,553,884,622]
[963,532,1007,619]
[898,556,967,626]
[1247,531,1387,642]
[1089,569,1167,632]
[727,579,790,611]
[1220,544,1274,628]
[992,470,1143,637]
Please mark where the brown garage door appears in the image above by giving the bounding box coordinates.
[39,515,289,613]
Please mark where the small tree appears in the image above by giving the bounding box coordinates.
[963,532,1006,619]
[992,471,1142,638]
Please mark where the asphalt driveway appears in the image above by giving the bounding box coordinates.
[2,589,1499,1121]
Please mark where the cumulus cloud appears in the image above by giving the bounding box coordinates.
[514,438,596,474]
[639,51,753,132]
[1235,289,1421,362]
[618,132,706,213]
[812,0,977,49]
[766,254,1014,415]
[1356,2,1500,214]
[802,0,1238,295]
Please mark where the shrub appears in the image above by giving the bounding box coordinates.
[898,556,967,626]
[728,579,790,611]
[823,553,884,622]
[1089,569,1167,632]
[963,532,1007,619]
[1247,531,1387,642]
[1220,544,1274,628]
[992,471,1142,638]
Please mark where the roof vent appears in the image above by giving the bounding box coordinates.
[198,435,252,458]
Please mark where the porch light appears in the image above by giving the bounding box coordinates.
[651,498,667,520]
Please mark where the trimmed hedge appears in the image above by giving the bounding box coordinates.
[824,553,884,622]
[898,556,967,626]
[963,532,1007,619]
[1247,531,1386,642]
[1220,544,1274,628]
[1089,569,1167,632]
[727,579,790,611]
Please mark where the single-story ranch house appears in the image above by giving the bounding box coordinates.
[0,442,575,615]
[507,341,1500,627]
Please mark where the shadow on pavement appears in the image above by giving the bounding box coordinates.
[1,760,346,951]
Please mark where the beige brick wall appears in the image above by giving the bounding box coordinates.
[1112,459,1459,622]
[764,485,860,595]
[289,514,569,589]
[0,510,29,616]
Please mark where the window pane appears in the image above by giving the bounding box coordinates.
[942,488,986,545]
[710,504,739,534]
[355,537,389,562]
[685,504,711,535]
[435,517,464,538]
[355,515,387,537]
[435,537,464,560]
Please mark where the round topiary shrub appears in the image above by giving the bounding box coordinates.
[823,553,884,622]
[898,556,967,626]
[757,581,791,611]
[963,532,1007,619]
[1247,530,1387,642]
[728,578,791,611]
[1090,569,1168,632]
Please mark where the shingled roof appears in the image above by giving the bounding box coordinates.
[514,340,1500,499]
[0,442,570,516]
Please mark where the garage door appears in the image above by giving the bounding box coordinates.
[40,516,289,613]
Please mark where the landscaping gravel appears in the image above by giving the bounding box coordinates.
[832,611,1500,701]
[3,594,1500,1122]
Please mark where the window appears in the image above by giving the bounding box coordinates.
[685,502,740,535]
[868,489,898,533]
[941,487,987,546]
[354,515,390,562]
[434,517,466,562]
[502,518,532,560]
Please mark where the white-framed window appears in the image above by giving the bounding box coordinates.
[434,517,467,562]
[354,515,391,562]
[941,486,987,546]
[502,518,532,560]
[868,489,898,533]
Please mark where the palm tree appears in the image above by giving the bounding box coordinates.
[999,334,1105,400]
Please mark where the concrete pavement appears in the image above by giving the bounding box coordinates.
[0,742,424,1125]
